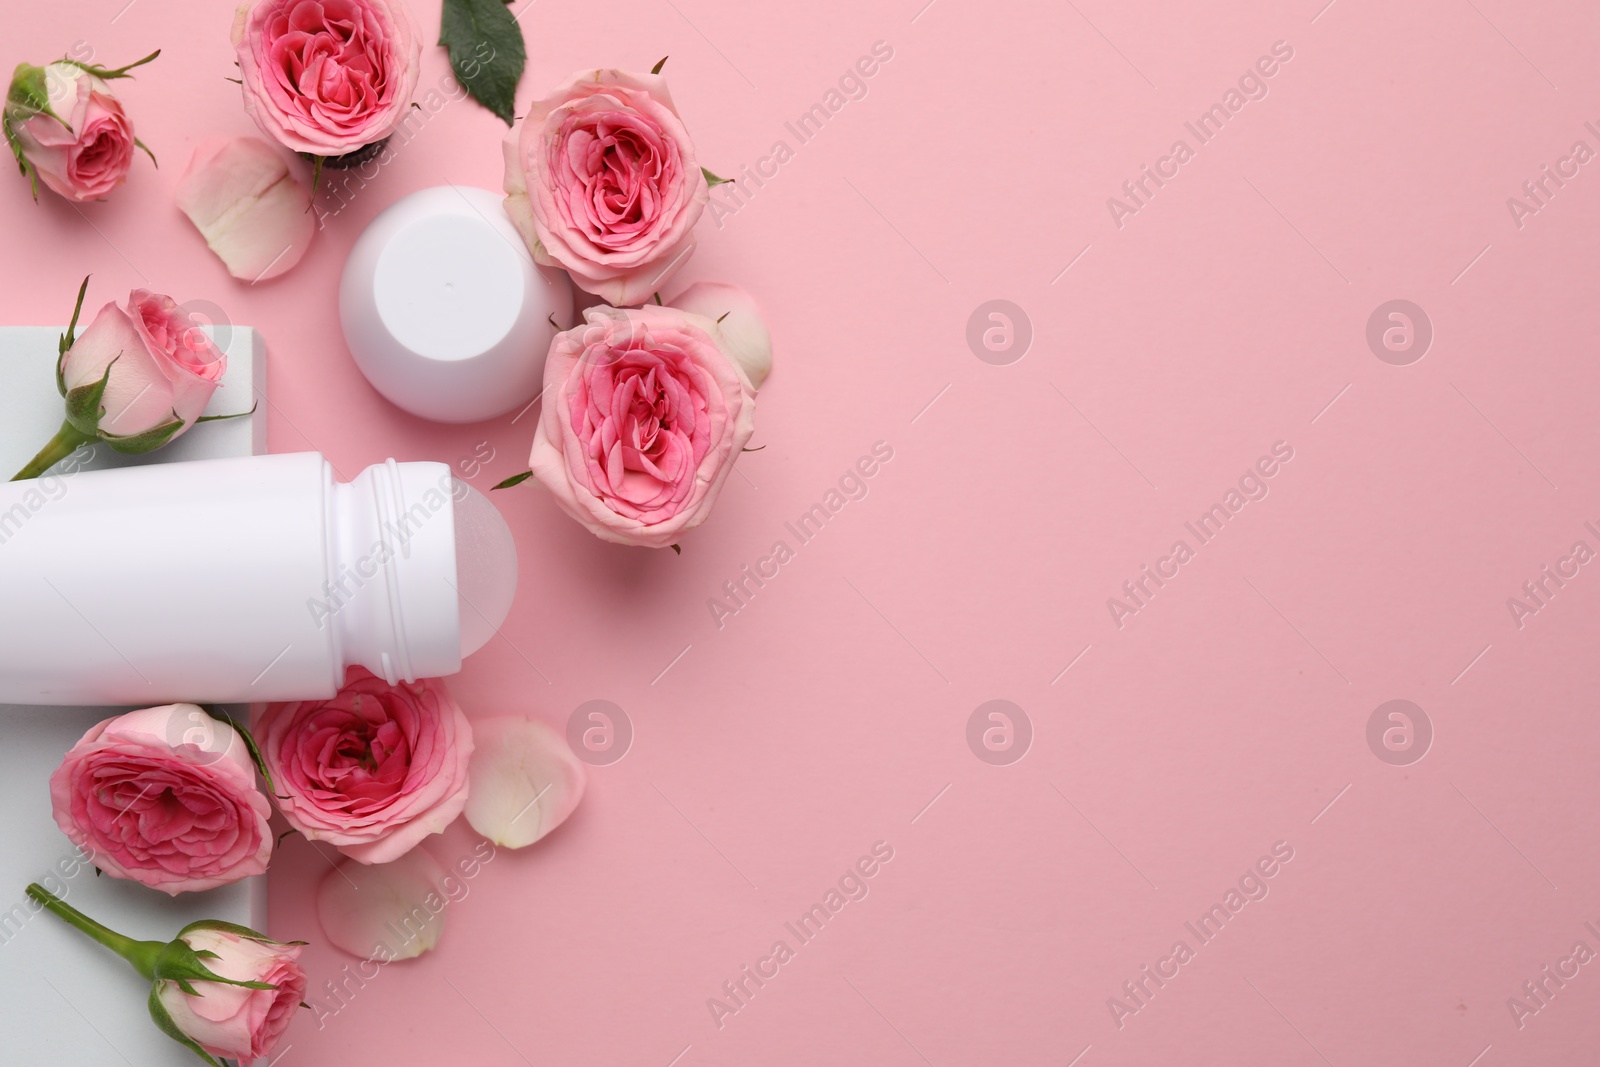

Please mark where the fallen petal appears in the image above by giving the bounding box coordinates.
[464,716,586,849]
[315,846,448,960]
[176,137,314,282]
[668,281,773,388]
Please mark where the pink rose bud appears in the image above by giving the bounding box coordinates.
[26,883,306,1067]
[176,136,314,282]
[522,304,758,548]
[260,668,475,864]
[48,704,274,895]
[10,279,233,480]
[232,0,421,158]
[154,925,307,1063]
[667,281,774,388]
[503,69,711,305]
[2,52,157,202]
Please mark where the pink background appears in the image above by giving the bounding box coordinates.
[7,0,1600,1064]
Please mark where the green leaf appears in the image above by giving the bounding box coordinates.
[702,166,732,187]
[651,56,668,75]
[63,355,116,434]
[438,0,527,125]
[147,984,226,1067]
[492,469,535,490]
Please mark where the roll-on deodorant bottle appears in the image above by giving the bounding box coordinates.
[0,452,518,705]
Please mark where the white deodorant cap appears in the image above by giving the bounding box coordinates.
[339,185,574,424]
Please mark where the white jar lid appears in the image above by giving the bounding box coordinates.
[340,185,573,423]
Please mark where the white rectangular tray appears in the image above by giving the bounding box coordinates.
[0,324,269,1066]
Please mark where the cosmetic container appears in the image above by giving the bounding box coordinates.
[340,185,574,423]
[0,452,517,705]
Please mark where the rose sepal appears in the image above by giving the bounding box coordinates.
[178,918,307,948]
[6,63,64,126]
[101,414,186,456]
[198,710,278,795]
[146,988,226,1067]
[59,49,160,83]
[62,358,116,435]
[56,275,90,397]
[149,936,279,991]
[5,63,67,199]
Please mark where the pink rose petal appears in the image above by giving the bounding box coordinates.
[176,137,314,282]
[464,717,586,849]
[316,846,449,960]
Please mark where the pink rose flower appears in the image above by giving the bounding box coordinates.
[59,288,226,444]
[503,69,710,305]
[232,0,421,157]
[154,925,306,1062]
[529,304,758,548]
[48,705,273,895]
[4,62,137,202]
[260,668,473,864]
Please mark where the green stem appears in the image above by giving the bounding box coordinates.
[10,420,93,481]
[25,883,162,979]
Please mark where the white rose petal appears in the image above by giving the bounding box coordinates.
[175,137,313,283]
[315,846,448,960]
[668,281,773,388]
[464,716,586,849]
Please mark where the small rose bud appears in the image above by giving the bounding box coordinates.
[25,885,307,1066]
[3,52,157,202]
[668,281,773,388]
[10,279,233,481]
[152,924,308,1064]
